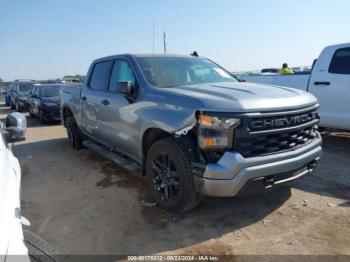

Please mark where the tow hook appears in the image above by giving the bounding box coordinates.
[263,178,274,188]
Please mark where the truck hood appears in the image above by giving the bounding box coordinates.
[164,82,317,112]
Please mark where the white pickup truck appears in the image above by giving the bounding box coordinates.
[240,43,350,131]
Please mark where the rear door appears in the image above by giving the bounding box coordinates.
[80,60,113,142]
[308,46,350,130]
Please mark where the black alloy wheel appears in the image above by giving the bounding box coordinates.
[151,154,180,202]
[146,137,201,213]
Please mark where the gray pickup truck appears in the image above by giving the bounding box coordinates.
[60,54,322,213]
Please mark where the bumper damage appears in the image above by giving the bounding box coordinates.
[195,132,322,197]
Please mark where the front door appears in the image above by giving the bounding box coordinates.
[99,59,140,159]
[31,86,41,115]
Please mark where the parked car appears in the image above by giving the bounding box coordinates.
[28,84,61,122]
[0,112,29,261]
[0,113,61,262]
[9,80,36,111]
[240,43,350,130]
[61,54,322,213]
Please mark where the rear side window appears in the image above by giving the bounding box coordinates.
[329,47,350,74]
[89,60,113,90]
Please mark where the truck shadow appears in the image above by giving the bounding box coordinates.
[14,132,350,255]
[14,137,291,255]
[294,133,350,203]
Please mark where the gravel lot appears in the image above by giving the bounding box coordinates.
[1,99,349,258]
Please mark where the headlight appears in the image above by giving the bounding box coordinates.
[197,113,240,150]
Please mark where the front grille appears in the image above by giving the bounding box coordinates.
[234,106,319,158]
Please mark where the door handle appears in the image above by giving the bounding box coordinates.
[314,81,330,86]
[81,96,87,101]
[101,99,110,106]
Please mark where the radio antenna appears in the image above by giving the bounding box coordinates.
[163,31,167,54]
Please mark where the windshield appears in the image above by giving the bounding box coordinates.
[40,86,60,97]
[18,82,34,93]
[137,56,237,88]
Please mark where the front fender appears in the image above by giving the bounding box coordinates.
[137,103,197,159]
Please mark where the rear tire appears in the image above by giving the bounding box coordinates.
[66,116,83,150]
[145,137,201,213]
[24,230,62,262]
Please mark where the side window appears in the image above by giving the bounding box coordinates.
[109,60,136,92]
[89,60,113,91]
[329,47,350,74]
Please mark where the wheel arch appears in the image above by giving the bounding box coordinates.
[141,126,198,172]
[142,128,171,162]
[62,106,73,127]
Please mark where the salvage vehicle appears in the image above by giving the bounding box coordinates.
[28,84,61,122]
[61,54,322,213]
[240,43,350,130]
[0,113,61,262]
[9,80,36,112]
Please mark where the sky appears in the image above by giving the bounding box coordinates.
[0,0,349,80]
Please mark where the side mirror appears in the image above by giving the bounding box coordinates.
[116,81,134,96]
[4,112,27,143]
[31,94,38,98]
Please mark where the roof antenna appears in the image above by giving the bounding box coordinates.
[163,31,167,54]
[191,51,199,57]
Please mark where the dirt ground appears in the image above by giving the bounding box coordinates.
[1,100,349,258]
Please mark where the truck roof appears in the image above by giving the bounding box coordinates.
[94,53,197,63]
[324,42,350,50]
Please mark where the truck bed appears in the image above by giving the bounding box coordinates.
[239,74,310,91]
[60,84,82,122]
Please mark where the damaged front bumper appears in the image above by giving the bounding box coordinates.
[194,132,322,197]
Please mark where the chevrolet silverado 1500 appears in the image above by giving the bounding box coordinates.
[60,54,322,213]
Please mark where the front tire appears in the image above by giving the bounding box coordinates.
[29,106,35,117]
[39,109,46,123]
[15,102,22,112]
[66,116,83,150]
[145,137,201,213]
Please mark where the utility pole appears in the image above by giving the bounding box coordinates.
[163,31,167,54]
